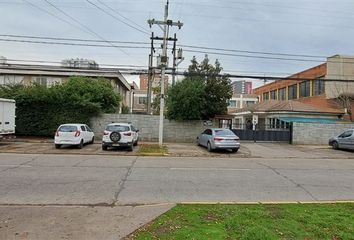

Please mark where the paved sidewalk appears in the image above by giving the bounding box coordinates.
[0,204,174,240]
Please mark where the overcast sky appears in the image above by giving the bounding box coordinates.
[1,0,354,87]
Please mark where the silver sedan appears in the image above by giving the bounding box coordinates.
[329,129,354,150]
[197,128,240,152]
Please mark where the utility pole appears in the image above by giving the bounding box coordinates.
[172,33,177,86]
[147,32,154,115]
[148,0,183,146]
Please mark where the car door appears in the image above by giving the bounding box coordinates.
[131,125,138,142]
[348,131,354,150]
[85,125,94,140]
[80,125,89,143]
[338,130,353,150]
[204,129,212,146]
[199,129,209,146]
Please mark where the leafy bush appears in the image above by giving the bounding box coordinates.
[0,76,121,136]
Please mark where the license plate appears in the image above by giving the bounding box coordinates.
[112,143,120,147]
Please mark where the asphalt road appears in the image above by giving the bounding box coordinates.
[0,148,354,205]
[1,145,354,239]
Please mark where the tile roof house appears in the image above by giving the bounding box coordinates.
[227,100,346,130]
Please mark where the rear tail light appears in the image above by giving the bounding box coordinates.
[214,137,224,141]
[55,131,59,137]
[103,131,110,135]
[74,130,80,137]
[123,132,132,136]
[234,138,240,142]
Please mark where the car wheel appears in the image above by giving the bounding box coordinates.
[78,139,84,149]
[102,145,108,151]
[133,140,138,146]
[55,144,61,149]
[332,141,339,150]
[207,142,212,152]
[231,148,239,153]
[196,137,200,146]
[90,137,95,144]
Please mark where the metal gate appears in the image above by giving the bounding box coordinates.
[231,124,293,143]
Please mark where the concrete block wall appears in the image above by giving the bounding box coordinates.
[91,114,213,142]
[292,122,354,145]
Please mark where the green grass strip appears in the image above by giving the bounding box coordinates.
[129,203,354,240]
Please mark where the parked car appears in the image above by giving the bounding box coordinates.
[102,123,139,151]
[0,98,16,140]
[329,129,354,150]
[197,128,240,152]
[54,124,95,149]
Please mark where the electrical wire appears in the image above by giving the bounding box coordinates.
[85,0,149,35]
[41,0,144,64]
[95,0,149,34]
[0,38,149,49]
[22,0,94,36]
[0,34,149,45]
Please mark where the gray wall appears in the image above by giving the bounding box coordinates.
[292,122,354,145]
[91,114,214,142]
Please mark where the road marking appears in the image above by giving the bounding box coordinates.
[170,167,251,171]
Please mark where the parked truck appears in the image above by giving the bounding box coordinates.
[0,98,16,139]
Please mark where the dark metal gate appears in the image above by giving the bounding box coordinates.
[231,124,293,143]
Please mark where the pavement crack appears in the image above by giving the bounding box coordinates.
[255,161,318,201]
[0,155,39,174]
[113,156,138,205]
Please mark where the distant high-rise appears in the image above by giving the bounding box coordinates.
[231,80,252,94]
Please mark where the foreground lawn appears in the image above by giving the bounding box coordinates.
[129,203,354,240]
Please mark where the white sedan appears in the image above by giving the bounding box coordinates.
[54,124,95,149]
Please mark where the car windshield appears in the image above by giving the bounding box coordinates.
[215,129,235,136]
[106,125,130,132]
[59,125,78,132]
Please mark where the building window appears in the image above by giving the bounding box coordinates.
[0,75,23,85]
[34,77,47,86]
[279,88,286,100]
[299,81,310,98]
[228,100,236,107]
[232,118,242,129]
[138,97,147,104]
[245,101,255,107]
[270,90,277,100]
[288,85,297,100]
[313,79,325,96]
[267,118,289,130]
[263,92,269,100]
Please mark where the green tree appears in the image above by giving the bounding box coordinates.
[167,79,205,120]
[167,55,232,120]
[0,76,122,136]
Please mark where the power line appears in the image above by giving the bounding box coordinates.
[0,34,149,45]
[85,0,149,35]
[2,61,354,82]
[21,0,94,36]
[95,0,149,34]
[0,33,332,60]
[3,36,354,65]
[42,0,143,64]
[184,49,326,63]
[0,38,149,49]
[180,45,327,59]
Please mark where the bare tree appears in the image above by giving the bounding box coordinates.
[333,81,354,121]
